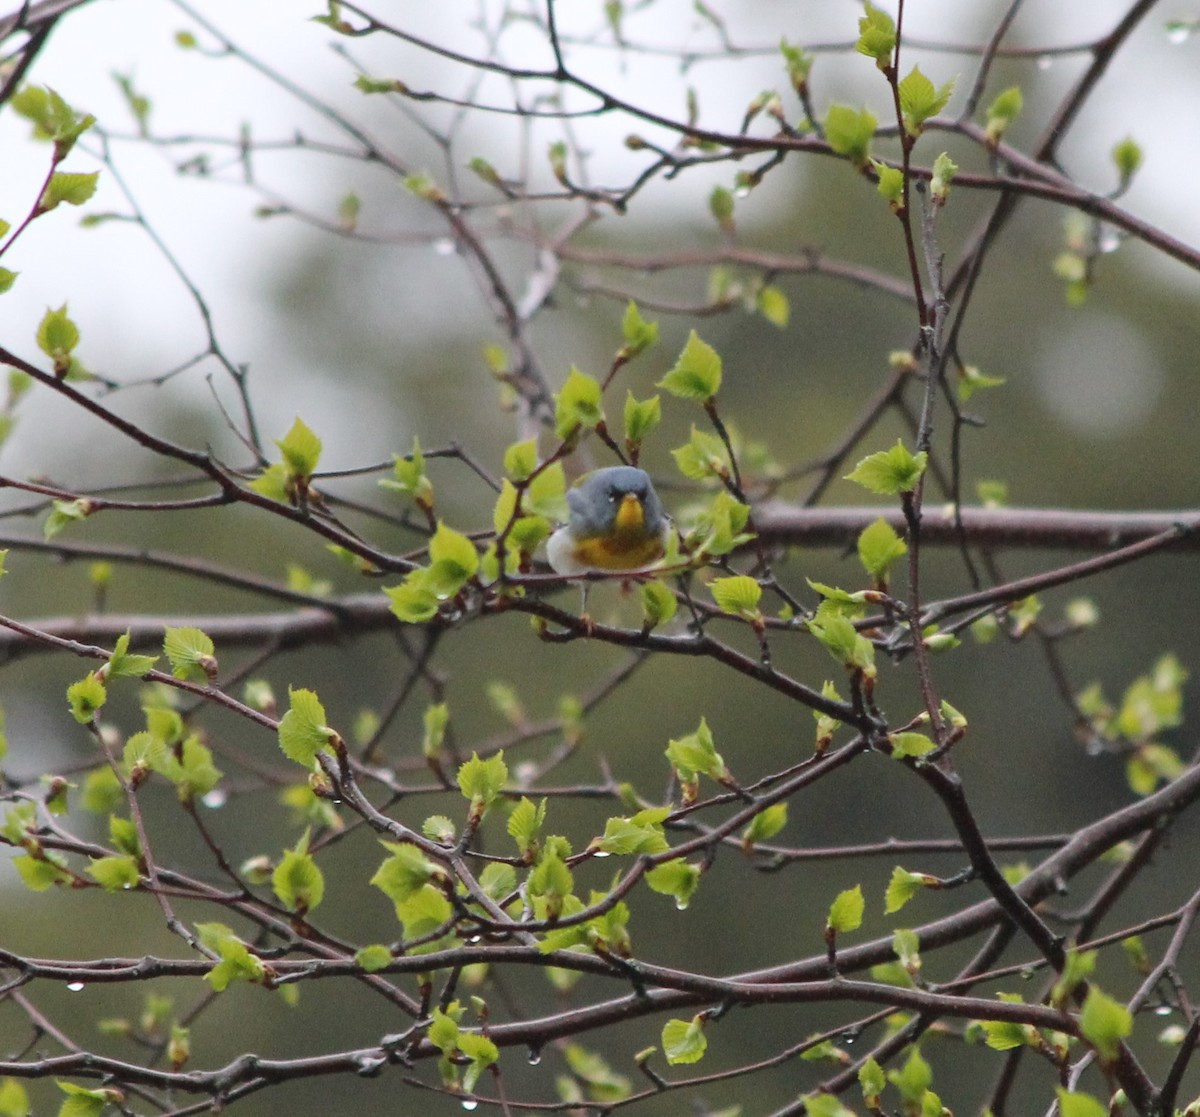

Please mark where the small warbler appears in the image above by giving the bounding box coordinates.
[546,466,670,578]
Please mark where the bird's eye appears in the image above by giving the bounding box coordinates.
[607,488,619,502]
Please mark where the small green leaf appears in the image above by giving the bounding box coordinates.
[898,66,955,135]
[659,330,723,401]
[554,366,605,439]
[665,717,730,783]
[425,521,479,597]
[741,801,787,847]
[645,858,702,909]
[1079,986,1132,1063]
[886,866,934,913]
[86,854,140,892]
[503,438,539,482]
[1111,137,1142,184]
[827,884,864,933]
[41,170,100,215]
[825,104,877,165]
[272,830,325,913]
[621,301,659,356]
[710,575,762,620]
[422,702,449,759]
[805,1095,856,1117]
[756,285,790,327]
[14,851,72,891]
[857,517,907,580]
[856,2,896,67]
[0,1079,29,1117]
[640,580,677,629]
[370,842,441,910]
[106,631,159,679]
[44,497,93,539]
[661,1016,707,1064]
[356,944,393,972]
[507,795,546,856]
[872,159,905,206]
[780,39,813,93]
[807,609,875,673]
[67,673,106,724]
[0,268,18,294]
[709,185,735,234]
[385,579,440,624]
[985,85,1023,143]
[1056,1089,1109,1117]
[859,1057,886,1104]
[277,687,335,765]
[379,438,433,505]
[36,304,80,372]
[276,416,322,480]
[163,625,217,683]
[931,151,957,201]
[890,731,936,759]
[845,440,927,495]
[457,751,508,815]
[671,425,730,481]
[958,364,1005,402]
[524,461,568,520]
[623,392,661,446]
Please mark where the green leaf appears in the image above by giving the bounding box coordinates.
[385,579,440,624]
[958,364,1005,402]
[44,497,93,539]
[12,85,95,151]
[67,673,106,724]
[40,171,99,213]
[1056,1089,1109,1117]
[898,66,955,135]
[686,489,754,558]
[859,1056,886,1104]
[985,85,1023,143]
[379,438,433,505]
[886,866,934,913]
[1051,947,1097,1007]
[54,1081,111,1117]
[671,425,730,481]
[931,151,958,201]
[355,944,393,972]
[889,1046,932,1104]
[503,438,539,482]
[621,301,659,356]
[1112,137,1142,184]
[276,416,322,480]
[370,841,440,911]
[845,440,927,495]
[856,1,896,67]
[554,366,604,439]
[37,304,80,372]
[890,731,936,759]
[337,191,360,230]
[86,854,140,892]
[106,631,159,679]
[709,185,735,234]
[827,884,864,933]
[457,751,508,814]
[1079,986,1132,1062]
[524,461,568,520]
[640,580,677,629]
[155,736,222,802]
[710,575,762,620]
[0,1079,29,1117]
[422,702,449,759]
[14,852,72,891]
[0,268,18,294]
[425,521,479,597]
[661,1016,707,1064]
[741,801,787,846]
[277,687,335,765]
[857,517,907,580]
[623,392,661,447]
[477,861,516,902]
[562,1044,631,1102]
[163,625,217,683]
[458,1030,499,1093]
[756,285,790,328]
[780,39,813,93]
[197,923,265,990]
[893,928,921,973]
[805,1095,856,1117]
[825,104,877,165]
[596,809,670,855]
[272,830,325,913]
[507,795,546,856]
[872,159,905,206]
[659,330,722,401]
[80,767,122,813]
[665,717,729,783]
[807,609,875,673]
[645,858,702,910]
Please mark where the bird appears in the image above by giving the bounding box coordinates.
[546,467,671,590]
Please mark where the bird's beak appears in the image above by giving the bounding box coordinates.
[615,492,645,532]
